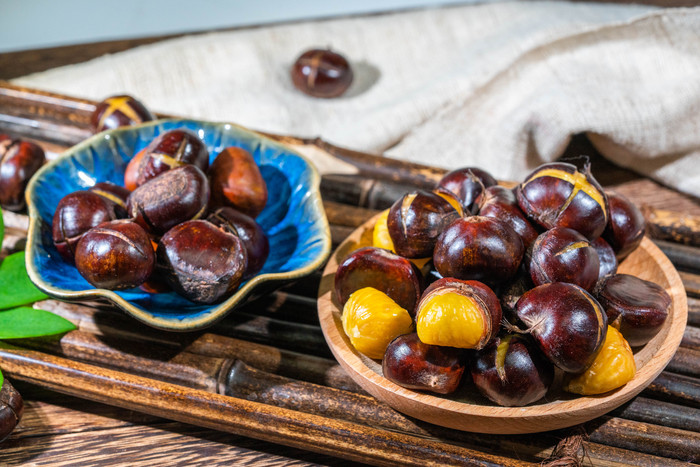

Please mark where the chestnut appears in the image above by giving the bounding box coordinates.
[90,95,155,133]
[334,247,422,316]
[437,167,497,214]
[208,147,268,219]
[0,135,45,211]
[603,191,645,260]
[433,216,524,284]
[387,190,460,258]
[516,162,608,240]
[127,164,210,235]
[592,237,618,281]
[0,379,23,443]
[477,188,539,249]
[471,334,554,406]
[75,220,154,290]
[125,129,209,189]
[529,227,600,292]
[207,207,269,278]
[383,333,466,395]
[291,48,353,98]
[52,191,118,263]
[596,274,670,347]
[515,282,608,373]
[89,181,131,217]
[157,220,247,304]
[415,278,501,350]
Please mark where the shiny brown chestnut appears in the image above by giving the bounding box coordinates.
[0,135,45,211]
[125,129,209,189]
[433,216,524,285]
[334,247,422,316]
[75,220,154,290]
[127,164,209,235]
[52,191,118,263]
[516,162,608,240]
[207,207,269,278]
[124,148,146,191]
[477,187,539,249]
[89,181,131,218]
[291,48,353,98]
[437,167,497,214]
[529,227,600,292]
[471,334,554,407]
[0,379,23,443]
[90,95,155,133]
[209,147,267,219]
[596,274,670,347]
[515,282,607,373]
[157,220,247,304]
[592,237,618,281]
[603,191,645,261]
[382,333,466,395]
[387,190,460,258]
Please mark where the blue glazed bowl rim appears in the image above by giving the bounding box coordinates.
[25,118,332,331]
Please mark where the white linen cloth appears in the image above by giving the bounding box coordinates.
[12,2,700,197]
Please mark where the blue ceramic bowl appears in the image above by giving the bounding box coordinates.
[25,119,331,330]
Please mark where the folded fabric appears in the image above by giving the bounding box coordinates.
[13,2,700,197]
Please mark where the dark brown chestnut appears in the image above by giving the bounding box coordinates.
[52,191,118,263]
[207,207,269,278]
[0,379,23,443]
[433,216,524,284]
[529,227,600,292]
[89,181,131,217]
[208,147,267,219]
[157,220,247,304]
[0,135,45,211]
[291,49,353,98]
[516,162,608,240]
[437,167,497,214]
[603,191,645,260]
[515,282,607,373]
[75,220,154,290]
[124,148,146,191]
[592,237,618,281]
[334,247,422,316]
[471,334,554,406]
[596,274,670,347]
[382,333,465,395]
[90,95,155,133]
[477,187,539,249]
[127,164,209,235]
[125,129,209,189]
[387,190,460,258]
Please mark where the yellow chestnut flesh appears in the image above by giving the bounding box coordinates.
[417,290,488,349]
[372,209,430,270]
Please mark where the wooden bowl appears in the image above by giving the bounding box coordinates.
[317,215,687,434]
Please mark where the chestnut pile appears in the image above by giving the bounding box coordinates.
[52,129,269,304]
[334,162,671,406]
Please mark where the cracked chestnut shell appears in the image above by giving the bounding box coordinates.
[0,379,23,443]
[91,95,155,133]
[603,191,645,261]
[477,186,539,249]
[437,167,497,214]
[516,162,608,240]
[157,220,247,304]
[0,135,45,211]
[89,181,131,218]
[75,220,155,290]
[209,147,268,219]
[207,207,269,278]
[127,164,210,235]
[291,49,354,98]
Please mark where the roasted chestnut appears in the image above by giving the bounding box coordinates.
[592,237,618,281]
[207,207,269,277]
[209,147,268,219]
[516,162,608,240]
[0,379,23,443]
[477,187,539,249]
[91,95,155,133]
[383,333,465,395]
[291,48,354,98]
[75,220,154,290]
[89,181,131,217]
[437,167,497,214]
[603,191,645,260]
[0,135,45,211]
[157,220,247,304]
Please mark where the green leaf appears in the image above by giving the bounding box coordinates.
[0,307,76,339]
[0,368,3,390]
[0,252,47,309]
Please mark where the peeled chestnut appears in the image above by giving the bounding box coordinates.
[471,334,554,406]
[89,181,131,217]
[516,162,608,240]
[437,167,497,214]
[529,227,600,292]
[75,220,154,290]
[477,187,539,249]
[433,216,524,284]
[596,274,670,347]
[592,237,618,281]
[157,220,247,304]
[291,49,353,98]
[207,207,269,278]
[515,282,608,373]
[603,191,645,260]
[52,191,118,263]
[91,95,155,133]
[0,379,23,443]
[383,333,465,395]
[127,164,209,235]
[0,135,45,211]
[209,147,267,219]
